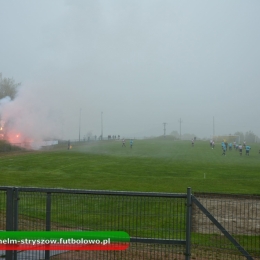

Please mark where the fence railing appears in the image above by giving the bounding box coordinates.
[0,187,259,260]
[192,192,260,260]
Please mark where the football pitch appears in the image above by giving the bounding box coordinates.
[0,138,260,194]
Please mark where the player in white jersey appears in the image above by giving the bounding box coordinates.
[238,144,243,156]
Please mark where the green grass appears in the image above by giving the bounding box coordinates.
[0,138,259,194]
[1,139,259,257]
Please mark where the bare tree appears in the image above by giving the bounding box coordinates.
[0,73,21,100]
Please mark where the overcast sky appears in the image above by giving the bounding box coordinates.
[0,0,260,141]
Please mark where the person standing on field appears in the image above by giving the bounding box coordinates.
[122,139,126,147]
[245,145,251,156]
[239,144,243,156]
[222,144,226,156]
[130,139,133,148]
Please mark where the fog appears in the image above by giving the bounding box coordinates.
[1,0,260,142]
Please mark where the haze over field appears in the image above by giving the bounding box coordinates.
[1,0,260,141]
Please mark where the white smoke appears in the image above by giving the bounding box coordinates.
[0,83,63,148]
[0,96,11,106]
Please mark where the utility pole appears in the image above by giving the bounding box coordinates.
[163,123,167,137]
[79,108,82,142]
[179,118,182,140]
[101,112,103,140]
[213,116,215,139]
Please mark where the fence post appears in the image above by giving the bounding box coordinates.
[45,192,52,260]
[13,188,19,260]
[6,188,14,260]
[185,187,192,260]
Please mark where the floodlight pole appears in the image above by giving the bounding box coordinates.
[213,116,215,139]
[101,112,103,140]
[79,108,82,142]
[179,118,182,140]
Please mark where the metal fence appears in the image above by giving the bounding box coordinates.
[0,187,259,260]
[191,192,260,260]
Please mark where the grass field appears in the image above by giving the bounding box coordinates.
[1,138,260,259]
[0,137,260,194]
